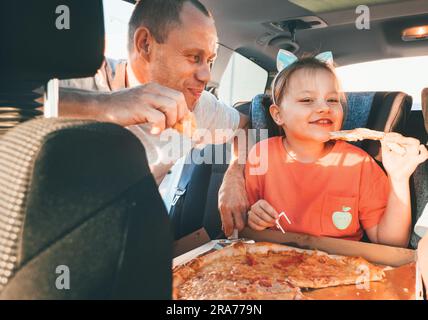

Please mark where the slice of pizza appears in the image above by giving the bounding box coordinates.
[329,128,407,155]
[329,128,385,141]
[279,251,386,289]
[172,112,197,139]
[245,242,386,290]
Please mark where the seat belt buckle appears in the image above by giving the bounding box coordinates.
[171,188,186,206]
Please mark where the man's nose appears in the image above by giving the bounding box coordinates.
[195,62,211,83]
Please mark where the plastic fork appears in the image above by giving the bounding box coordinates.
[276,211,292,234]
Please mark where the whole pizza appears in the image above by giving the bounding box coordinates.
[173,242,386,300]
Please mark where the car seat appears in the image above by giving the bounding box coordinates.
[0,1,172,299]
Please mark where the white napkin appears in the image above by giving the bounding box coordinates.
[415,202,428,238]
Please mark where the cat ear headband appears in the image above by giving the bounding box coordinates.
[272,49,334,105]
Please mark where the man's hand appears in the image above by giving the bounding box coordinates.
[105,83,189,130]
[218,112,250,237]
[218,167,249,237]
[247,199,279,231]
[59,82,189,130]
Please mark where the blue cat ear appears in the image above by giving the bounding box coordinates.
[276,49,298,72]
[315,51,334,65]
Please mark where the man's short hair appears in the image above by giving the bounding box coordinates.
[128,0,212,52]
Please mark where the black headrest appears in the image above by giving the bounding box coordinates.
[0,0,104,82]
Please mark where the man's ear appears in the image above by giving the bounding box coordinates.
[134,27,153,60]
[269,104,284,125]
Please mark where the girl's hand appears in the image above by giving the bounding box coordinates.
[381,133,428,181]
[247,200,279,231]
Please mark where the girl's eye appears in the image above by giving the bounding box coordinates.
[327,98,340,104]
[299,98,313,103]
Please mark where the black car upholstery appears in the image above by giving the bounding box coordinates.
[0,0,105,134]
[0,119,172,299]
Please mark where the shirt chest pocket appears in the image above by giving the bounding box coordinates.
[321,195,359,237]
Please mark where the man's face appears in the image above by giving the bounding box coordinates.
[148,3,218,109]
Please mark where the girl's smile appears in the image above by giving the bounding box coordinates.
[309,118,335,127]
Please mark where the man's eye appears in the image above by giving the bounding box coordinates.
[189,55,200,63]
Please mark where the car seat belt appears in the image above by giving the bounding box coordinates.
[170,151,195,208]
[169,149,196,240]
[169,151,198,239]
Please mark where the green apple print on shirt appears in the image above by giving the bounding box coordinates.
[332,206,352,230]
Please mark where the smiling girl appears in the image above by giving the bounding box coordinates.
[245,56,428,247]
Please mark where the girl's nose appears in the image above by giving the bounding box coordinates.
[316,101,331,113]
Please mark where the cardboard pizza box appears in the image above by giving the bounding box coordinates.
[239,228,416,267]
[173,227,425,300]
[173,228,211,258]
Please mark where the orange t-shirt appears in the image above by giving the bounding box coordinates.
[245,137,390,241]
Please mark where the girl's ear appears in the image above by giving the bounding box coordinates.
[269,104,284,126]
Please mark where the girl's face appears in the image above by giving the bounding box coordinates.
[270,68,344,143]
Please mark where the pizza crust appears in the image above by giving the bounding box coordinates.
[329,128,407,155]
[172,112,197,139]
[329,128,385,141]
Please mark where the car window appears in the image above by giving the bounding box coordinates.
[218,52,268,107]
[336,56,428,110]
[103,0,134,59]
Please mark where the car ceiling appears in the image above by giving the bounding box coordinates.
[124,0,428,71]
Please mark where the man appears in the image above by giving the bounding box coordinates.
[58,0,248,236]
